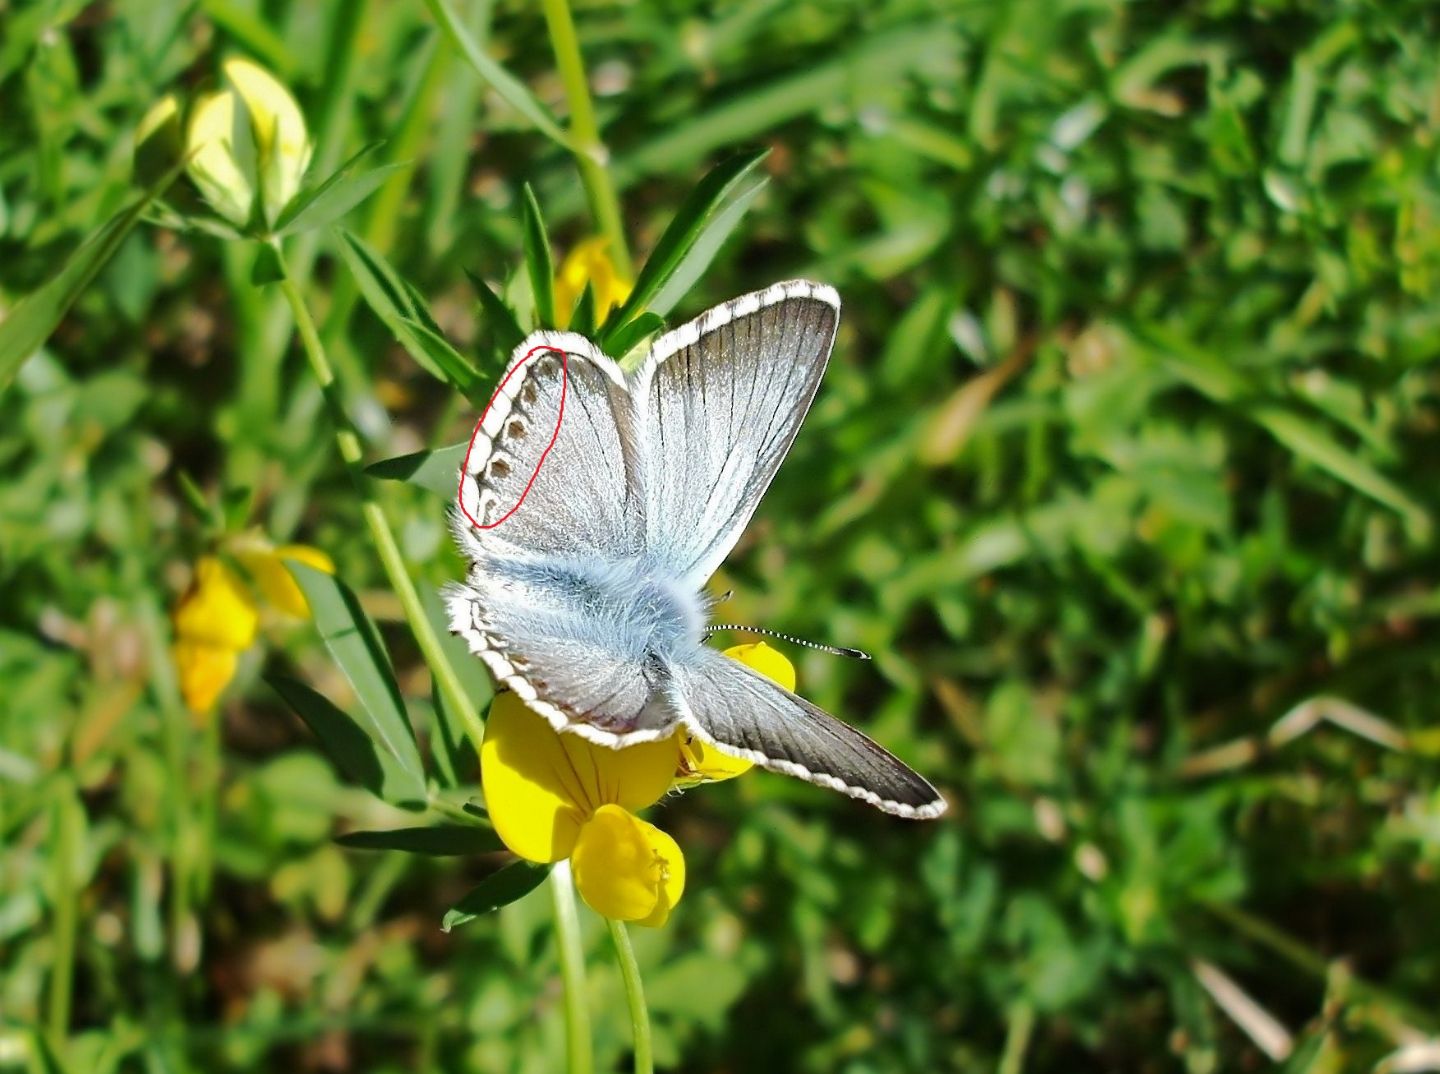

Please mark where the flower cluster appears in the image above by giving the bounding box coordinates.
[171,539,333,716]
[481,643,788,927]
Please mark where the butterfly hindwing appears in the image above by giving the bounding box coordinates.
[667,647,946,819]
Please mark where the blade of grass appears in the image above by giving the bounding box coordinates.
[522,184,557,329]
[422,0,575,151]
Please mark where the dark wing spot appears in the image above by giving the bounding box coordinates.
[507,419,527,439]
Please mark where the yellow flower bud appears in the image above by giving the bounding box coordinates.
[185,58,311,229]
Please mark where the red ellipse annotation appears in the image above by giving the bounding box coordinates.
[457,344,568,530]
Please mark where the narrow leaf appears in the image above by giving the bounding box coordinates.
[431,673,475,788]
[647,177,769,318]
[605,312,665,362]
[273,142,384,231]
[1252,405,1432,540]
[275,162,409,236]
[521,184,555,329]
[365,441,467,497]
[0,171,172,392]
[601,149,768,347]
[338,229,477,391]
[403,318,483,397]
[270,675,427,807]
[286,563,427,805]
[442,861,551,930]
[569,281,597,336]
[423,0,575,151]
[466,268,526,355]
[337,826,503,855]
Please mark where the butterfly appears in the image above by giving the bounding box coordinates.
[446,280,945,819]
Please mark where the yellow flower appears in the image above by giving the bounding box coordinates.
[481,693,684,926]
[173,557,259,651]
[170,557,257,717]
[186,57,312,229]
[671,643,794,787]
[169,543,333,716]
[233,540,336,618]
[171,640,239,715]
[554,237,633,325]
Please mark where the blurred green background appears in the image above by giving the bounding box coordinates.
[4,0,1440,1071]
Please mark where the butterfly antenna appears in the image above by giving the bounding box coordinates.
[709,624,871,660]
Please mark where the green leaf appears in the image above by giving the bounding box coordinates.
[605,312,665,363]
[442,861,551,930]
[0,171,171,393]
[430,673,476,788]
[465,269,525,354]
[422,0,576,151]
[646,176,769,318]
[365,441,467,497]
[521,184,555,329]
[336,826,503,855]
[269,675,427,808]
[286,563,427,807]
[569,281,597,337]
[337,229,480,393]
[250,243,287,286]
[600,149,768,349]
[274,160,409,236]
[403,318,485,400]
[273,142,380,229]
[1250,405,1432,541]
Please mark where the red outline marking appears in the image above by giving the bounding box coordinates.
[457,345,568,530]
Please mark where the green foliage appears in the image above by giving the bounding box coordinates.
[3,0,1440,1072]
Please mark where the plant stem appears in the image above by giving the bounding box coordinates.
[606,918,653,1074]
[540,0,633,277]
[46,778,80,1050]
[270,246,483,752]
[549,861,595,1074]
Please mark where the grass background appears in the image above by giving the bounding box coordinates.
[4,0,1440,1071]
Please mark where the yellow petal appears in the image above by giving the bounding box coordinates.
[480,693,679,863]
[571,804,685,926]
[481,693,586,862]
[185,89,257,227]
[223,57,311,222]
[670,643,797,786]
[172,639,239,715]
[554,237,633,325]
[236,543,335,618]
[172,557,259,650]
[674,733,754,786]
[724,641,796,691]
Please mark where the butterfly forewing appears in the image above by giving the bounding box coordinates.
[630,281,839,586]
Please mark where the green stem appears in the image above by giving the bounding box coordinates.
[549,861,595,1074]
[606,919,653,1074]
[270,246,483,752]
[46,778,80,1050]
[539,0,633,277]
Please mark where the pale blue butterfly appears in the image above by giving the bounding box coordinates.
[446,280,945,818]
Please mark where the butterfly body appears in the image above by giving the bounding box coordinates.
[447,280,946,819]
